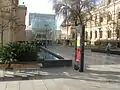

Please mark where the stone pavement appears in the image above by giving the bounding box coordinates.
[48,45,120,65]
[0,66,120,90]
[0,45,120,90]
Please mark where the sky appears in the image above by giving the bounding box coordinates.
[19,0,54,14]
[19,0,63,30]
[19,0,101,30]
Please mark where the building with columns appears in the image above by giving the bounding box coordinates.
[85,0,120,45]
[60,20,75,40]
[60,0,120,45]
[0,0,27,45]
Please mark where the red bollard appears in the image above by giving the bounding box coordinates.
[74,47,81,70]
[75,48,81,62]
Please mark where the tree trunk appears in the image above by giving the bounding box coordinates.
[1,30,3,47]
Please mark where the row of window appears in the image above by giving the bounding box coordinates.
[90,12,120,23]
[85,30,112,40]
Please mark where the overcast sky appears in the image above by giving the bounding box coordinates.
[19,0,54,14]
[19,0,101,29]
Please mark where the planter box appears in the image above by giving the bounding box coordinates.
[91,48,120,55]
[0,62,41,69]
[41,59,72,68]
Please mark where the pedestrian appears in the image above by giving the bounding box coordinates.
[106,43,111,55]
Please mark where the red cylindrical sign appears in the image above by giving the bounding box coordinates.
[75,48,81,62]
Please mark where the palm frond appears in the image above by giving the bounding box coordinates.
[53,0,95,25]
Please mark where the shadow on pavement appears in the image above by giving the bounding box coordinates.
[39,67,120,84]
[0,67,120,84]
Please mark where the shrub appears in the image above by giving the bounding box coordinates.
[0,42,38,65]
[94,40,119,48]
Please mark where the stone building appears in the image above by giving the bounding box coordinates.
[60,19,75,40]
[85,0,120,45]
[60,0,120,45]
[0,0,27,45]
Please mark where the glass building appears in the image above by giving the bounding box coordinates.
[29,13,56,40]
[29,13,56,32]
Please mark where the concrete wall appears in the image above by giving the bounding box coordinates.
[26,30,34,41]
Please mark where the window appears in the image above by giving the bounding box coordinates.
[107,0,111,5]
[90,31,92,39]
[72,32,75,39]
[85,31,88,40]
[99,30,103,38]
[95,15,97,25]
[95,15,97,20]
[100,16,103,23]
[107,30,111,38]
[107,13,112,22]
[95,31,97,38]
[90,15,93,20]
[118,12,120,19]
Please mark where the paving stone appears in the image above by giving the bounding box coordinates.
[0,82,7,90]
[19,81,34,90]
[33,80,47,90]
[53,79,71,90]
[6,82,19,90]
[43,79,61,90]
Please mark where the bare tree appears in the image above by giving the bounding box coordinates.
[0,0,21,47]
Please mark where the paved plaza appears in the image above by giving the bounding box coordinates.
[0,66,120,90]
[0,45,120,90]
[48,45,120,65]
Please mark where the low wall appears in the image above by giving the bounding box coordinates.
[91,48,120,55]
[41,59,72,68]
[38,46,72,68]
[0,62,41,69]
[39,46,64,59]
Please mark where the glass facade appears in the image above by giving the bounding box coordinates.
[29,13,56,32]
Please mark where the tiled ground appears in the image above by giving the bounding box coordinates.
[0,66,120,90]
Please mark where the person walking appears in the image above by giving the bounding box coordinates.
[106,43,111,55]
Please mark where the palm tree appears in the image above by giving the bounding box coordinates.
[52,0,95,26]
[52,0,95,72]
